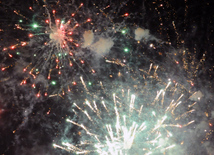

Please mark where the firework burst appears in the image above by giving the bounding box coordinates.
[53,73,197,155]
[1,0,124,97]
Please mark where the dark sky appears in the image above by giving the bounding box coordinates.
[0,0,214,155]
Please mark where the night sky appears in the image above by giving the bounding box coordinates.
[0,0,214,155]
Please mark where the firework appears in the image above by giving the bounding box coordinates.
[0,0,123,97]
[53,70,198,155]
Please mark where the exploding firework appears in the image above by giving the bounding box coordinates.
[0,0,126,97]
[53,65,198,155]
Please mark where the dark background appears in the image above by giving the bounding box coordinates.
[0,0,214,154]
